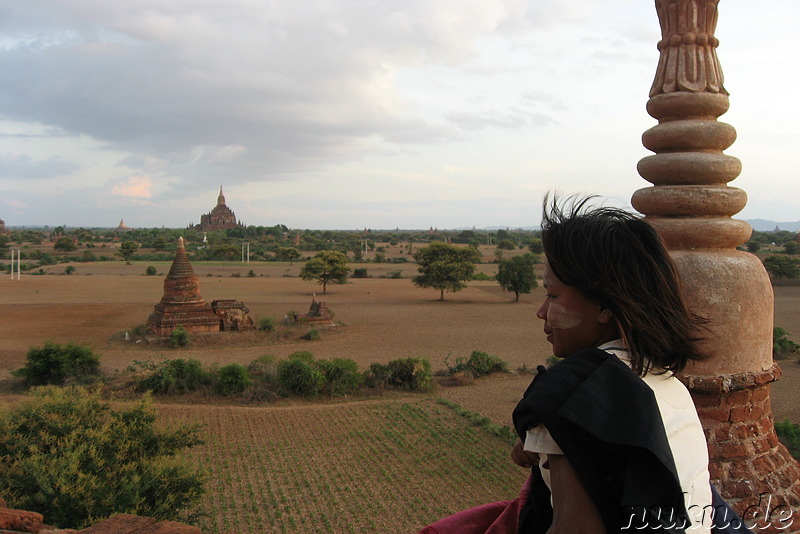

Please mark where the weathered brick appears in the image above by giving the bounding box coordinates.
[0,507,44,532]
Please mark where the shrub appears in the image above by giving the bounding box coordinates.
[465,350,507,376]
[247,355,278,381]
[257,315,275,332]
[64,265,76,275]
[386,357,432,391]
[316,358,363,396]
[363,362,392,389]
[0,386,205,529]
[472,272,494,281]
[134,358,211,394]
[443,351,507,378]
[301,328,320,341]
[352,267,369,278]
[278,357,326,397]
[775,420,800,460]
[214,363,252,396]
[170,326,190,348]
[13,342,101,387]
[247,269,256,278]
[774,327,800,360]
[145,266,158,276]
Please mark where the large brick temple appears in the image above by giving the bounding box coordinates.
[193,186,244,232]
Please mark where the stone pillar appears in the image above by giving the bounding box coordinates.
[633,1,800,530]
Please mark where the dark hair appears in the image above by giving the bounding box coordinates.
[541,194,706,375]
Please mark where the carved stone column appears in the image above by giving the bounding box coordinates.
[633,1,800,530]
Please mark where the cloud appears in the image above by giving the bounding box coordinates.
[111,175,153,198]
[0,152,78,179]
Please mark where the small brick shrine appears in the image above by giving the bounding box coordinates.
[211,299,255,331]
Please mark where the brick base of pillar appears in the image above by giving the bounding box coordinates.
[683,365,800,533]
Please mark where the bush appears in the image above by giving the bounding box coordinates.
[277,356,325,397]
[316,358,363,396]
[134,358,211,394]
[363,362,392,389]
[301,328,320,341]
[170,326,190,348]
[352,267,369,278]
[0,386,205,529]
[64,265,76,275]
[443,351,507,378]
[13,342,101,387]
[774,327,800,360]
[145,266,158,276]
[257,315,275,332]
[214,363,252,396]
[472,272,494,281]
[775,420,800,460]
[386,357,432,391]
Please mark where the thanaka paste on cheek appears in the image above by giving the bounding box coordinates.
[547,302,582,329]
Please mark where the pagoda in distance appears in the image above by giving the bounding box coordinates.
[193,186,244,232]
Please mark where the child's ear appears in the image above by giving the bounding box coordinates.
[598,306,614,324]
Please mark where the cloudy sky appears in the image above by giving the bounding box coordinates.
[1,0,798,230]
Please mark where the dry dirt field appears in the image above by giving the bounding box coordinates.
[1,261,798,532]
[1,260,798,424]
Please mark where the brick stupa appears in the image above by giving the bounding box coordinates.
[148,237,220,336]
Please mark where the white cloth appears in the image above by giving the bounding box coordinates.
[523,340,712,532]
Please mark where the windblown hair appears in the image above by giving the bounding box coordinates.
[541,194,707,376]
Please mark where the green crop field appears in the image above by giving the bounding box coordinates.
[159,396,529,533]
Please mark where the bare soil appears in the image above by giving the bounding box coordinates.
[1,261,798,424]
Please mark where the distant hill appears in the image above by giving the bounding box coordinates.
[747,219,800,232]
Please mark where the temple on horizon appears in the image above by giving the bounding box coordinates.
[193,186,244,232]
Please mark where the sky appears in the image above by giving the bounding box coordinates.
[1,0,798,230]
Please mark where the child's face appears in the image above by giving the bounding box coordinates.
[536,259,618,358]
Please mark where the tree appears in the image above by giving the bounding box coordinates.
[54,236,77,253]
[118,241,138,264]
[763,255,800,280]
[0,386,205,529]
[528,238,543,254]
[299,250,350,294]
[496,254,539,301]
[412,241,481,301]
[277,246,302,265]
[212,244,239,269]
[496,239,516,251]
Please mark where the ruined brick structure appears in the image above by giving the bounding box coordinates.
[211,299,255,331]
[193,186,243,232]
[634,1,800,530]
[0,218,9,236]
[294,295,334,326]
[148,237,220,336]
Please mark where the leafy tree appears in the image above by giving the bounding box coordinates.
[54,236,77,252]
[64,265,76,275]
[528,238,543,254]
[762,255,800,279]
[0,386,205,528]
[784,241,799,255]
[496,253,538,301]
[412,241,481,300]
[118,241,138,264]
[13,341,101,387]
[496,239,516,250]
[299,250,350,294]
[276,246,302,265]
[212,244,239,269]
